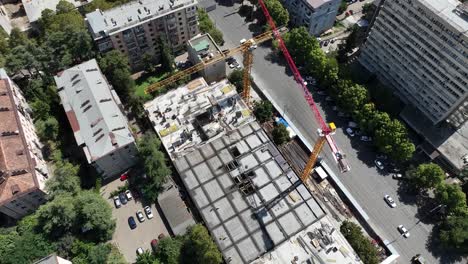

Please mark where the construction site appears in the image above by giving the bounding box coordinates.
[144,77,362,263]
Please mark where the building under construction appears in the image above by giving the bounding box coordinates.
[144,77,360,263]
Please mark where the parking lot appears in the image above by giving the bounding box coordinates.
[101,179,169,263]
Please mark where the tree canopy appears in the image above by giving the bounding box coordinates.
[253,101,273,123]
[272,124,290,145]
[407,163,445,191]
[439,214,468,252]
[182,224,223,264]
[99,50,135,100]
[340,221,379,264]
[46,160,81,199]
[263,0,289,27]
[435,183,467,216]
[197,9,224,45]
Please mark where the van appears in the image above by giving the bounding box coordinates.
[348,121,358,128]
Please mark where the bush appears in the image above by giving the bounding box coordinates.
[340,221,379,264]
[253,101,273,123]
[272,124,289,145]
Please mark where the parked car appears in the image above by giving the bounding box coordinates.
[120,172,129,181]
[398,225,410,238]
[374,159,385,170]
[412,254,426,264]
[317,90,327,96]
[392,173,403,179]
[325,96,334,102]
[128,216,137,229]
[144,206,154,219]
[376,154,388,160]
[360,136,372,142]
[323,40,330,46]
[348,121,358,128]
[113,196,121,208]
[136,247,144,255]
[151,239,159,253]
[240,38,247,44]
[125,190,133,200]
[384,195,397,208]
[136,210,145,222]
[346,128,355,137]
[119,193,128,204]
[305,76,316,82]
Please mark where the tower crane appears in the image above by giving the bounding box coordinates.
[144,8,349,182]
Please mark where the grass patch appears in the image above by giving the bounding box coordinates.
[134,71,170,100]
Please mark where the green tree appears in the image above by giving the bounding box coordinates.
[5,45,41,76]
[99,50,135,99]
[46,160,81,199]
[228,69,243,93]
[8,27,29,48]
[374,119,414,162]
[83,0,113,13]
[407,163,445,191]
[75,191,116,242]
[340,221,379,264]
[106,244,127,264]
[136,250,160,264]
[157,237,183,264]
[40,2,86,33]
[37,194,77,238]
[197,9,224,45]
[283,27,319,67]
[338,0,348,14]
[159,37,175,73]
[56,0,75,14]
[263,0,289,26]
[142,53,157,73]
[182,224,222,264]
[272,124,290,145]
[435,183,467,216]
[209,29,224,46]
[30,100,51,121]
[137,134,171,200]
[35,116,59,141]
[439,214,468,252]
[337,83,368,113]
[253,101,273,123]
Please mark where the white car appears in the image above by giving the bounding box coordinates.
[346,128,355,137]
[136,247,144,255]
[384,195,397,208]
[240,38,247,44]
[392,173,403,179]
[360,136,372,142]
[398,225,410,238]
[125,190,133,200]
[374,159,385,170]
[144,206,154,219]
[113,196,121,208]
[136,210,145,222]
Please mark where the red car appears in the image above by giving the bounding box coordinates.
[151,239,159,252]
[120,172,128,181]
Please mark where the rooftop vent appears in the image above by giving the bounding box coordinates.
[11,184,20,195]
[159,5,164,10]
[93,128,103,136]
[127,16,133,22]
[112,126,126,131]
[11,169,28,176]
[1,130,19,136]
[72,79,81,86]
[86,68,98,72]
[111,18,117,26]
[83,105,92,113]
[0,175,5,185]
[0,91,7,96]
[99,98,112,103]
[57,86,64,92]
[16,150,24,156]
[0,107,9,112]
[95,133,105,142]
[71,73,79,81]
[81,99,90,108]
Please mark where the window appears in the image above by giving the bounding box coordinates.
[179,17,182,21]
[179,22,183,26]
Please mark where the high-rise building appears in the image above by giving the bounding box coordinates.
[85,0,199,69]
[359,0,468,128]
[282,0,341,36]
[54,59,139,180]
[0,69,49,219]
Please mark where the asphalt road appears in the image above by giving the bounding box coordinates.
[207,2,457,263]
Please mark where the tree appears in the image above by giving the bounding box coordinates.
[263,0,289,26]
[35,116,59,141]
[283,27,319,67]
[157,237,183,264]
[83,0,113,13]
[209,29,224,46]
[37,194,77,238]
[99,50,135,99]
[253,101,273,123]
[182,224,222,264]
[435,183,467,216]
[106,244,127,264]
[159,37,175,73]
[30,100,51,120]
[439,214,468,252]
[5,45,41,76]
[337,82,369,113]
[137,134,171,201]
[8,27,29,48]
[340,221,379,264]
[142,53,157,73]
[338,0,348,14]
[75,191,116,242]
[374,119,414,162]
[45,160,81,199]
[136,250,160,264]
[272,124,290,145]
[228,69,243,93]
[407,163,445,191]
[197,9,224,46]
[56,0,75,14]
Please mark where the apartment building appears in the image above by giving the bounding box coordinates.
[359,0,468,127]
[283,0,341,36]
[54,59,138,180]
[187,34,226,83]
[85,0,199,69]
[0,69,49,220]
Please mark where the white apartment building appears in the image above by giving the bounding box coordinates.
[282,0,341,36]
[359,0,468,128]
[54,59,138,180]
[0,69,49,220]
[85,0,199,69]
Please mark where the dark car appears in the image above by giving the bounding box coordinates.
[151,239,159,252]
[119,193,128,204]
[128,216,137,229]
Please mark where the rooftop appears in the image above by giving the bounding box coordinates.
[401,105,468,173]
[33,253,72,264]
[421,0,468,36]
[173,122,327,263]
[85,0,197,38]
[305,0,335,9]
[0,71,39,206]
[188,34,223,64]
[22,0,91,23]
[54,59,135,163]
[144,78,254,160]
[157,181,196,235]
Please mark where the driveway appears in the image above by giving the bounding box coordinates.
[206,2,461,263]
[101,179,169,263]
